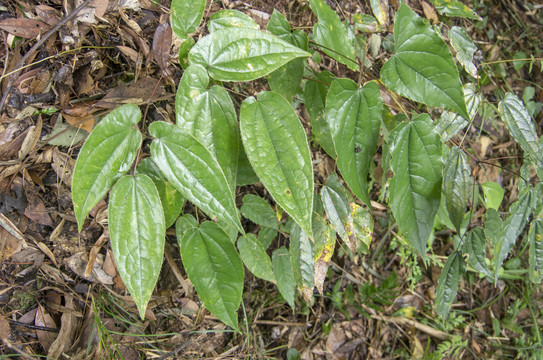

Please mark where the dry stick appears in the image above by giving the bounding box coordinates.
[0,0,93,113]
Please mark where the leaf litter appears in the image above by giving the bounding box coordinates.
[0,0,541,359]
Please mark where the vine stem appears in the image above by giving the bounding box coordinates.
[0,0,93,113]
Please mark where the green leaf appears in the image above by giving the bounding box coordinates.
[449,26,479,78]
[240,92,314,236]
[499,92,543,169]
[267,12,308,100]
[236,142,259,186]
[109,174,165,319]
[443,146,472,232]
[189,28,310,82]
[258,226,278,249]
[436,251,466,319]
[321,173,365,254]
[463,227,492,278]
[326,79,382,206]
[494,188,536,281]
[72,104,142,232]
[436,84,481,142]
[289,224,314,302]
[389,114,443,259]
[237,234,275,283]
[181,222,244,330]
[240,194,278,230]
[170,0,206,38]
[481,182,504,210]
[528,218,543,284]
[427,0,482,21]
[208,9,259,32]
[352,203,373,254]
[304,70,336,158]
[176,214,199,239]
[178,37,195,69]
[484,208,504,248]
[309,0,357,70]
[149,121,243,233]
[380,3,468,118]
[136,158,185,228]
[272,247,296,309]
[175,64,239,188]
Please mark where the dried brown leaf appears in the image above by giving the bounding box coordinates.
[94,0,109,18]
[36,5,60,26]
[48,295,78,359]
[153,22,172,74]
[421,1,438,23]
[117,45,140,64]
[95,77,164,108]
[24,201,53,227]
[35,304,57,352]
[0,18,50,39]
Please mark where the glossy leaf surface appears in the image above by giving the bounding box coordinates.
[427,0,482,20]
[321,173,370,254]
[309,0,357,70]
[267,11,307,100]
[481,182,504,210]
[449,26,479,78]
[272,247,296,309]
[436,84,481,142]
[326,79,382,206]
[494,188,536,280]
[240,92,314,236]
[443,146,472,232]
[149,122,242,233]
[109,174,165,319]
[136,158,185,228]
[529,218,543,284]
[180,222,244,330]
[389,114,442,259]
[499,92,543,169]
[237,234,275,283]
[189,28,310,82]
[208,9,259,32]
[176,64,239,188]
[72,104,142,231]
[463,227,492,278]
[170,0,205,38]
[304,70,336,158]
[240,194,278,230]
[436,251,466,319]
[380,3,468,118]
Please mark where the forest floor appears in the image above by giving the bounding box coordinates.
[0,0,542,359]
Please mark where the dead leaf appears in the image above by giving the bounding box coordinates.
[421,1,438,23]
[48,295,78,359]
[66,252,114,285]
[18,116,42,160]
[84,230,109,277]
[117,45,140,64]
[153,22,172,75]
[36,5,60,26]
[94,0,109,18]
[0,314,9,339]
[0,224,24,262]
[95,77,164,108]
[24,201,53,227]
[51,148,75,187]
[35,304,57,352]
[0,18,50,39]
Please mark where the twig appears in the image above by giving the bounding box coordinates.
[370,314,450,341]
[0,0,93,113]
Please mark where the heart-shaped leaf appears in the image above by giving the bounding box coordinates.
[240,91,314,236]
[149,121,242,233]
[176,64,239,188]
[180,222,244,331]
[189,28,310,82]
[326,79,382,206]
[208,9,259,32]
[170,0,206,38]
[72,104,142,231]
[389,114,442,259]
[381,3,468,118]
[109,174,165,319]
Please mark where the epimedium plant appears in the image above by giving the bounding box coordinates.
[71,0,543,330]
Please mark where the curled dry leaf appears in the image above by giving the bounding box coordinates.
[0,18,50,39]
[153,22,173,74]
[35,304,57,352]
[66,251,114,284]
[36,5,60,26]
[48,295,77,359]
